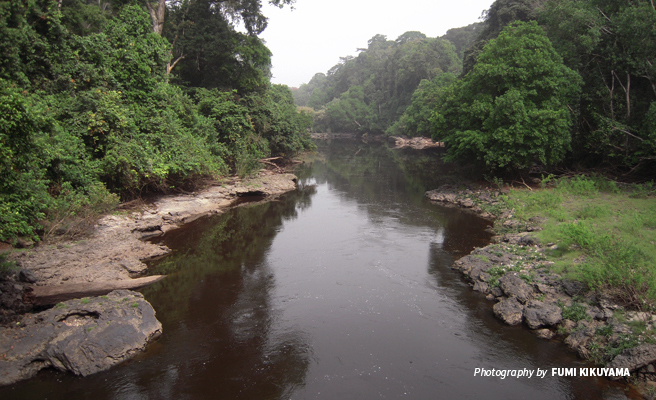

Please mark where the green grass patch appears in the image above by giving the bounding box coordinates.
[560,301,590,322]
[502,175,656,307]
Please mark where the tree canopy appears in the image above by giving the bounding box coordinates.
[0,0,312,242]
[431,21,581,170]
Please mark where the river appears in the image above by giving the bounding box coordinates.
[0,139,636,399]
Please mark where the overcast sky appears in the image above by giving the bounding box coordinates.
[259,0,495,88]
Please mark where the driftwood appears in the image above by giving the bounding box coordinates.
[258,157,283,171]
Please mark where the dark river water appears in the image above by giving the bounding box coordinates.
[0,140,638,399]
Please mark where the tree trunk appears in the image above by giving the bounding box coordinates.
[146,0,166,35]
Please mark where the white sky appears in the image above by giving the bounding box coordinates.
[259,0,495,88]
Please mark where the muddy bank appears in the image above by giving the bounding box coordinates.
[426,185,656,389]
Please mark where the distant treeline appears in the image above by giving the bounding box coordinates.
[294,0,656,176]
[0,0,313,242]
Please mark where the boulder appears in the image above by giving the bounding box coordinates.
[17,269,37,284]
[607,344,656,380]
[534,329,555,340]
[0,290,162,386]
[523,300,562,329]
[498,274,534,304]
[493,297,524,326]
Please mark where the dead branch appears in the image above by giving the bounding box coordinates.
[258,160,282,171]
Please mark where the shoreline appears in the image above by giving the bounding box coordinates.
[0,170,300,386]
[425,184,656,396]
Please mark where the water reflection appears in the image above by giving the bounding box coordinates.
[0,139,639,400]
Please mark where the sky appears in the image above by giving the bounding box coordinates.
[259,0,495,88]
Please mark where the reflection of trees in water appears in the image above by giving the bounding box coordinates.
[304,140,492,237]
[135,187,317,399]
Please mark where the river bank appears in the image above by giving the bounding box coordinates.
[0,170,299,385]
[425,180,656,396]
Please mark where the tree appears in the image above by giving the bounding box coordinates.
[462,0,544,75]
[145,0,295,36]
[387,73,456,137]
[164,0,273,92]
[432,21,581,170]
[541,0,656,173]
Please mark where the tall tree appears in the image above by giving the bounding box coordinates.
[432,21,581,170]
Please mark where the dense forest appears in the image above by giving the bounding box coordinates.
[296,0,656,175]
[0,0,314,242]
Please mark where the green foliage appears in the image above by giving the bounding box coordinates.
[387,73,456,137]
[505,175,656,305]
[540,0,656,174]
[165,0,272,92]
[441,23,482,59]
[560,301,589,322]
[296,32,461,134]
[432,21,582,171]
[0,0,311,242]
[461,0,542,75]
[590,333,640,365]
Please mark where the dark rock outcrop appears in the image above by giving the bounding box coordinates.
[493,297,524,325]
[0,290,161,385]
[607,345,656,380]
[498,274,534,304]
[523,300,562,329]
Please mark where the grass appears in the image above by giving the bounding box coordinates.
[500,175,656,308]
[560,301,590,322]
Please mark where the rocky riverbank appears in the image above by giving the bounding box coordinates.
[0,171,299,385]
[426,185,656,390]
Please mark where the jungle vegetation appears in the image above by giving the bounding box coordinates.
[0,0,314,242]
[296,0,656,176]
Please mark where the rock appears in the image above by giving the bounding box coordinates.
[607,344,656,380]
[32,275,166,306]
[596,308,614,320]
[559,319,577,333]
[473,281,489,293]
[17,269,37,284]
[460,198,475,208]
[425,188,458,204]
[0,290,161,386]
[502,219,521,229]
[518,235,540,246]
[523,300,563,329]
[648,364,656,374]
[534,329,555,340]
[561,280,586,297]
[564,329,592,352]
[535,283,555,295]
[15,238,34,249]
[131,216,163,233]
[498,274,534,304]
[119,259,148,277]
[493,297,524,326]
